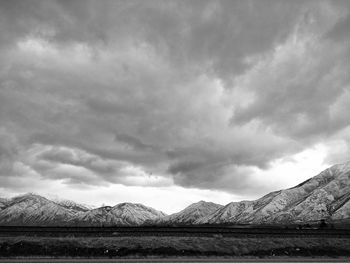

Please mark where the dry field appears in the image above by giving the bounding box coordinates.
[1,235,350,258]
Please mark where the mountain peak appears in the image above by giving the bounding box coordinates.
[328,161,350,174]
[114,202,143,208]
[185,200,220,210]
[0,193,77,226]
[53,198,91,212]
[73,202,165,226]
[10,193,50,204]
[15,192,43,198]
[159,201,222,225]
[193,200,209,205]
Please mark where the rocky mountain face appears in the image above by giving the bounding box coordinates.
[53,199,91,213]
[0,198,8,210]
[0,194,166,226]
[158,201,222,225]
[0,194,76,226]
[196,162,350,224]
[71,203,167,226]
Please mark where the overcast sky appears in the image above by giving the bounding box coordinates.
[0,0,350,213]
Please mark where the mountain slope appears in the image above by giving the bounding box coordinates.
[53,199,91,213]
[0,193,76,226]
[0,195,166,226]
[71,203,166,226]
[197,161,350,224]
[159,201,222,225]
[0,198,8,210]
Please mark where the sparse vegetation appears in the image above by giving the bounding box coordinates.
[1,236,350,258]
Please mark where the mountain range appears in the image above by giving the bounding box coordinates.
[0,161,349,226]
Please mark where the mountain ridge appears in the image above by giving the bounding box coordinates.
[157,201,223,225]
[71,202,167,226]
[196,161,350,224]
[0,194,167,226]
[0,161,349,226]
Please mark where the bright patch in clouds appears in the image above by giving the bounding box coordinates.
[1,0,350,213]
[254,144,329,191]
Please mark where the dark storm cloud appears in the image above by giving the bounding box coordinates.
[0,0,302,78]
[168,160,205,174]
[38,146,119,175]
[114,133,155,151]
[326,11,350,42]
[1,0,350,194]
[231,10,350,142]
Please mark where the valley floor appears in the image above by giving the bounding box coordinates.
[1,258,350,263]
[1,235,350,258]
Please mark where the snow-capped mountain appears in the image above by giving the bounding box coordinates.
[71,203,166,226]
[53,199,91,213]
[1,161,349,226]
[0,193,76,226]
[158,201,222,225]
[0,194,166,226]
[196,161,350,224]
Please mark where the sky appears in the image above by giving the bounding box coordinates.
[0,0,350,214]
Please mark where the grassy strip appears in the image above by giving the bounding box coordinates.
[1,236,350,257]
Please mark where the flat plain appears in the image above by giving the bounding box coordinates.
[0,226,350,260]
[1,258,350,263]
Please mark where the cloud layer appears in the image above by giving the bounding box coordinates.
[1,0,350,203]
